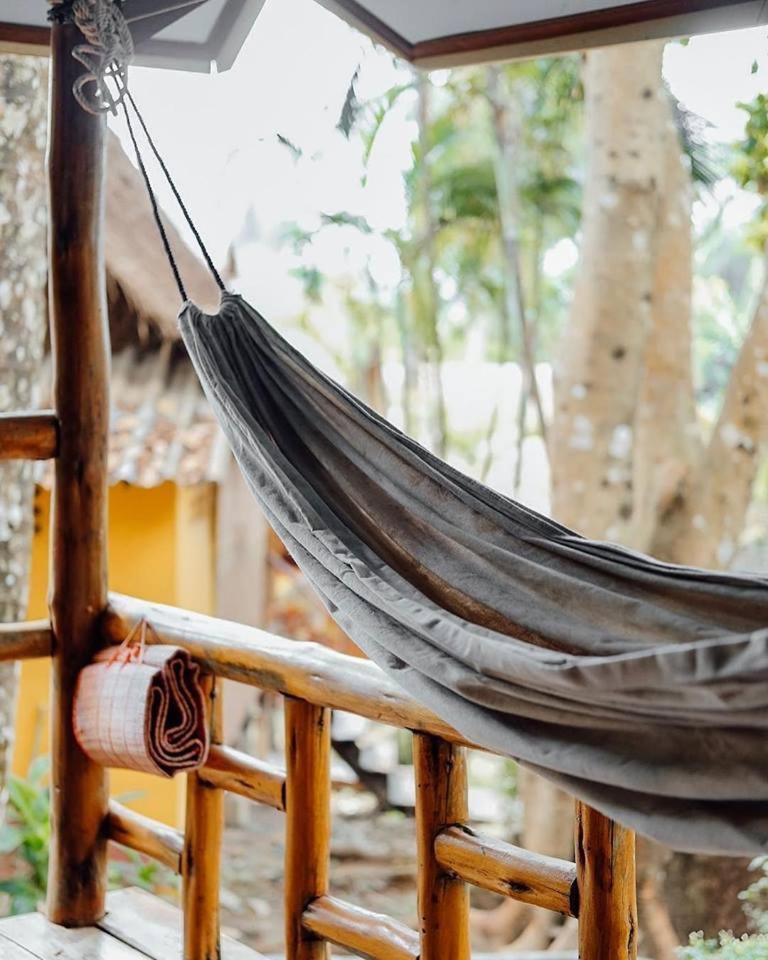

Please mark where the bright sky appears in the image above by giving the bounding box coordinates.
[110,3,768,319]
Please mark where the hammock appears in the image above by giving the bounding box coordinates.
[116,89,768,857]
[180,293,768,858]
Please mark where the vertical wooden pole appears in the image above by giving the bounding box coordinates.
[575,802,638,960]
[183,677,223,960]
[284,697,331,960]
[413,734,470,960]
[46,19,110,927]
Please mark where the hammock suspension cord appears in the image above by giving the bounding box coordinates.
[121,90,227,299]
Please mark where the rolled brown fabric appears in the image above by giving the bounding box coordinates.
[73,623,210,777]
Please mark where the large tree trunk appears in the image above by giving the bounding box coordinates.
[655,261,768,567]
[0,56,49,803]
[550,38,753,958]
[550,41,671,542]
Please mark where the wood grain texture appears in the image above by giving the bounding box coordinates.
[0,21,50,56]
[104,596,478,751]
[107,800,183,873]
[302,895,419,960]
[46,20,111,927]
[199,743,286,811]
[183,676,223,960]
[0,931,39,959]
[434,824,579,917]
[0,911,145,959]
[0,412,58,460]
[98,887,262,960]
[575,803,637,960]
[0,620,52,661]
[413,734,470,960]
[284,698,331,960]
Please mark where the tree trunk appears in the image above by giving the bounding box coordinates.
[549,38,754,955]
[486,65,548,447]
[550,41,670,542]
[0,55,49,802]
[656,259,768,567]
[413,73,448,457]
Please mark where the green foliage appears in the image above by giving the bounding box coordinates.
[678,859,768,959]
[679,931,768,959]
[109,851,178,896]
[733,93,768,246]
[0,757,50,915]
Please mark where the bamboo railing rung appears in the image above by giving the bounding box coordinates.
[575,802,638,960]
[199,743,286,811]
[0,411,59,460]
[106,800,183,873]
[285,698,331,960]
[414,734,470,960]
[0,620,53,662]
[183,677,223,960]
[434,824,579,917]
[302,895,419,960]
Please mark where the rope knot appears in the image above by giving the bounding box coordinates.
[50,0,134,115]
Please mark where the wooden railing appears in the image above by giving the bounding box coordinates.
[0,482,638,960]
[98,593,637,960]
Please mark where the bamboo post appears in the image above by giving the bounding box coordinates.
[413,733,470,960]
[284,697,331,960]
[575,802,638,960]
[46,18,111,926]
[183,677,224,960]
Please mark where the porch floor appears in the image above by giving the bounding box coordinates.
[0,887,265,959]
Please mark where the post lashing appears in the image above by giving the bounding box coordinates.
[48,0,133,116]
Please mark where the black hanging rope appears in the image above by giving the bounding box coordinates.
[125,91,227,295]
[122,100,189,302]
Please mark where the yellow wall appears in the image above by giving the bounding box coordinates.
[13,481,217,827]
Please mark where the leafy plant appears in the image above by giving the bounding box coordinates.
[109,850,177,896]
[733,93,768,247]
[0,757,50,915]
[678,859,768,959]
[678,931,768,959]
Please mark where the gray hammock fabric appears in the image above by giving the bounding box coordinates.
[180,292,768,857]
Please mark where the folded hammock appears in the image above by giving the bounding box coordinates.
[118,92,768,856]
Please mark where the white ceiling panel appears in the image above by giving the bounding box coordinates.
[0,0,764,72]
[361,0,644,45]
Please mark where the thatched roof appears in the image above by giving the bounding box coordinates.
[105,132,221,350]
[37,135,228,488]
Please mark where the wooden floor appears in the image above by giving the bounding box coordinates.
[0,887,264,960]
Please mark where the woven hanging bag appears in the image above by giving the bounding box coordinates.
[73,621,210,777]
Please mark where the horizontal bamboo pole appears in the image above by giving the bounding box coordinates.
[302,895,419,960]
[0,620,53,661]
[0,411,58,460]
[106,800,183,873]
[434,824,579,917]
[199,744,286,811]
[104,595,476,750]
